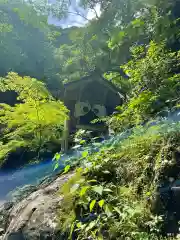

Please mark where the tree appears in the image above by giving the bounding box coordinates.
[109,41,180,132]
[0,72,68,164]
[0,0,62,90]
[34,0,179,84]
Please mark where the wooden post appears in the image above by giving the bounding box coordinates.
[61,114,70,153]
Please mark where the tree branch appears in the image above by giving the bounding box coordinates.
[67,11,90,21]
[87,0,100,19]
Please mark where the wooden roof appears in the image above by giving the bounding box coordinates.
[63,74,125,99]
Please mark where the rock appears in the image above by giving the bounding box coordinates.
[0,172,74,240]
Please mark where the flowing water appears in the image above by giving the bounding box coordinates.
[0,110,179,204]
[0,133,127,203]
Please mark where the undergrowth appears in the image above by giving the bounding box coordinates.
[56,121,180,240]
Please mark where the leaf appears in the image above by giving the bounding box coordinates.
[81,151,88,158]
[103,188,113,193]
[72,145,81,149]
[76,222,82,228]
[85,221,96,231]
[53,152,61,161]
[70,184,80,193]
[97,236,103,240]
[105,204,113,217]
[69,222,75,239]
[113,207,121,216]
[98,199,105,208]
[104,158,110,163]
[94,165,101,169]
[54,163,59,170]
[87,179,97,183]
[80,186,89,197]
[63,165,70,173]
[89,200,96,212]
[146,192,151,196]
[102,170,110,174]
[76,167,83,173]
[131,18,144,27]
[92,185,103,195]
[80,140,86,145]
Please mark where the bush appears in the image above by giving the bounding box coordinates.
[0,72,68,164]
[109,42,180,132]
[57,121,180,239]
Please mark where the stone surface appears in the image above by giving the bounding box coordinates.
[0,173,74,240]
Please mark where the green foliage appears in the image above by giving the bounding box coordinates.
[0,72,68,164]
[0,0,179,238]
[10,0,179,238]
[58,122,180,239]
[110,41,180,132]
[0,0,62,89]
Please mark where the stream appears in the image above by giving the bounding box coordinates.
[0,109,179,205]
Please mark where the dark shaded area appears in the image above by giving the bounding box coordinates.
[152,148,180,236]
[0,91,18,106]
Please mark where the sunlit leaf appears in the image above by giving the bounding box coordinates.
[80,186,89,197]
[53,152,61,161]
[70,184,80,193]
[54,162,59,170]
[92,185,103,195]
[82,151,88,158]
[63,165,70,173]
[103,188,113,193]
[90,200,96,212]
[98,199,105,208]
[80,140,86,145]
[87,179,97,183]
[76,222,82,228]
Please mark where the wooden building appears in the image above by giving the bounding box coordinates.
[60,73,124,151]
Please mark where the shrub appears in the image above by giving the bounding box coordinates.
[57,121,180,239]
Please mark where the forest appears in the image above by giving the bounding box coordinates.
[0,0,180,239]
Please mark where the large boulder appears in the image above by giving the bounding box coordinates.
[0,173,74,240]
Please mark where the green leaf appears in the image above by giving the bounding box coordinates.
[105,204,113,217]
[146,192,151,196]
[92,185,103,195]
[103,188,113,193]
[80,140,86,145]
[131,18,144,27]
[54,163,59,170]
[63,165,70,173]
[113,207,121,216]
[53,152,61,161]
[85,221,96,231]
[69,222,75,239]
[89,200,96,212]
[82,151,88,158]
[80,186,89,197]
[98,199,105,208]
[87,179,97,183]
[70,184,80,193]
[76,222,82,228]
